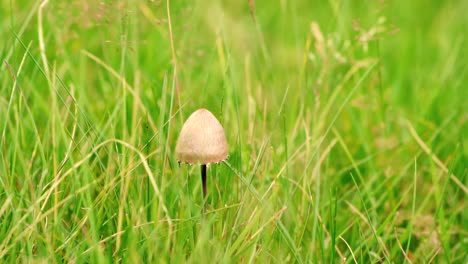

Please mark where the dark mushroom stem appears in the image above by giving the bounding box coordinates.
[201,164,207,200]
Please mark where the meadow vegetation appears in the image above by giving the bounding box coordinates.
[0,0,467,262]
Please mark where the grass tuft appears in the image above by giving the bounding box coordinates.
[0,0,466,262]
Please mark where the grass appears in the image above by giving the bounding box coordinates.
[0,0,467,262]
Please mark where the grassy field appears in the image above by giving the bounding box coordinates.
[0,0,467,262]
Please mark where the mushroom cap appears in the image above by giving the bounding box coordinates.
[176,108,229,165]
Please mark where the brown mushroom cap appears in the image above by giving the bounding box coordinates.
[176,108,229,165]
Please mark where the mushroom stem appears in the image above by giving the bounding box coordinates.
[201,164,207,199]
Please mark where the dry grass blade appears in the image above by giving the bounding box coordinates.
[248,0,256,22]
[406,120,467,194]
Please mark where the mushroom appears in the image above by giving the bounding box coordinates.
[175,109,229,200]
